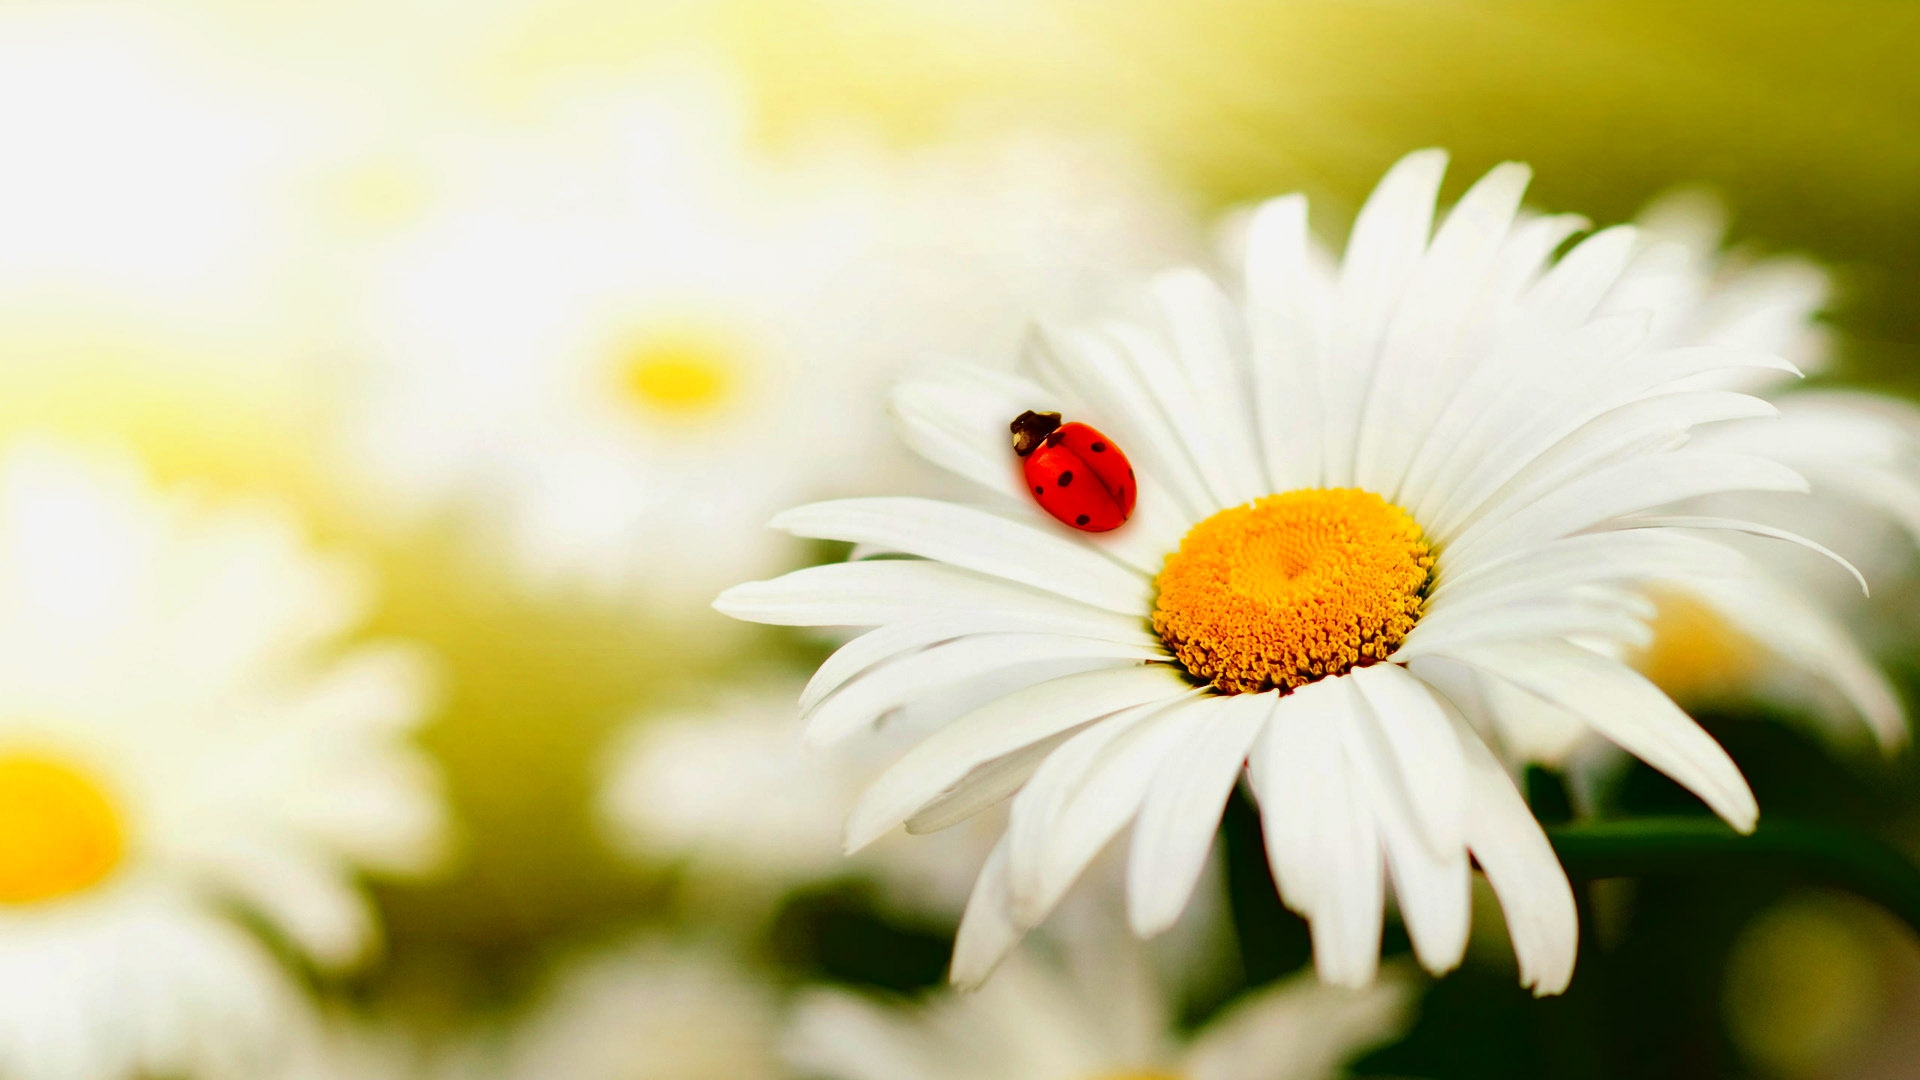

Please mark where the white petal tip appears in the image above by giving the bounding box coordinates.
[947,967,987,993]
[1127,909,1180,941]
[1527,976,1574,998]
[1315,966,1377,992]
[840,819,890,855]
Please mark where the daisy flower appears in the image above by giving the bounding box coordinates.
[478,938,785,1080]
[717,149,1861,994]
[786,935,1413,1080]
[0,443,446,1080]
[347,63,1196,609]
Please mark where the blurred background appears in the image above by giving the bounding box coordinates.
[3,1,1919,1078]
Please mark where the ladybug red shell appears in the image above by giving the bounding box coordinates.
[1010,410,1136,532]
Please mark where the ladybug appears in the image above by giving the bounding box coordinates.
[1010,410,1136,532]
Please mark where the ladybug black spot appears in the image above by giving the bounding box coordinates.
[1034,485,1045,495]
[1045,431,1064,447]
[1057,471,1074,487]
[1090,442,1106,453]
[1076,514,1091,526]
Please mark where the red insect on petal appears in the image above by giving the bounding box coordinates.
[1010,411,1135,533]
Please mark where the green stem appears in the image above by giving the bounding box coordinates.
[1546,817,1920,935]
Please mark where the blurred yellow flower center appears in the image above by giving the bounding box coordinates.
[326,157,433,231]
[619,332,738,419]
[0,753,124,904]
[1086,1073,1182,1080]
[1633,590,1763,704]
[1153,488,1432,695]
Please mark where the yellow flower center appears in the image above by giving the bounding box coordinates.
[1153,488,1433,695]
[618,330,739,419]
[1086,1073,1182,1080]
[0,753,124,904]
[1634,589,1763,705]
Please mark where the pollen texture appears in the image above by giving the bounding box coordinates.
[1152,488,1433,694]
[0,753,124,903]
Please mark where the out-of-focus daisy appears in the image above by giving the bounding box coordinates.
[719,150,1876,994]
[787,935,1414,1080]
[0,443,445,1080]
[348,63,1197,609]
[1608,192,1919,752]
[600,678,994,915]
[0,7,369,371]
[480,939,785,1080]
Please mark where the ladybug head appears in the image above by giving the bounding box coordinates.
[1009,410,1063,457]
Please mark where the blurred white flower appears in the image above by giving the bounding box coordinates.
[600,679,1000,916]
[787,935,1414,1080]
[483,938,785,1080]
[0,6,372,386]
[0,442,446,1080]
[346,61,1198,609]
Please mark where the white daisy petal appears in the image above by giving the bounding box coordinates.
[1405,311,1652,526]
[1247,676,1348,918]
[1522,225,1640,330]
[1449,710,1580,996]
[1445,639,1758,831]
[1026,324,1217,520]
[1125,692,1271,937]
[1247,676,1384,987]
[1346,667,1471,975]
[1436,390,1779,543]
[1004,699,1167,916]
[1243,192,1327,491]
[1614,514,1867,595]
[800,612,1161,714]
[804,633,1166,746]
[1015,697,1203,925]
[1454,212,1592,359]
[1318,725,1388,988]
[950,836,1021,990]
[902,731,1079,837]
[1428,526,1739,605]
[1322,148,1449,487]
[843,665,1191,853]
[1104,322,1249,510]
[1358,160,1532,497]
[889,368,1050,503]
[715,560,1117,627]
[1445,452,1808,569]
[889,367,1186,573]
[1402,592,1656,660]
[1152,269,1270,500]
[1676,573,1906,749]
[773,498,1152,614]
[1348,664,1469,856]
